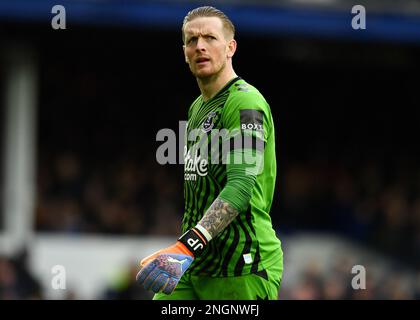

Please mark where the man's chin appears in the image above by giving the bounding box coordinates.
[192,69,214,79]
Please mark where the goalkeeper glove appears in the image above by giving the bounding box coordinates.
[136,227,209,294]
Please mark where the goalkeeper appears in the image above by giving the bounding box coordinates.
[136,6,283,300]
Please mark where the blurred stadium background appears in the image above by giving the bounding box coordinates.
[0,0,419,300]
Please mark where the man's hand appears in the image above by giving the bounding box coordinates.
[135,241,194,294]
[136,227,208,294]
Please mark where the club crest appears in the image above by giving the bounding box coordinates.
[202,112,217,133]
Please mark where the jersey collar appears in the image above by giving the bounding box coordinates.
[203,76,241,103]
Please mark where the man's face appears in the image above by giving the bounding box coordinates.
[183,17,235,79]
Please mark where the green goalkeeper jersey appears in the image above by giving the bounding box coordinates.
[182,77,282,277]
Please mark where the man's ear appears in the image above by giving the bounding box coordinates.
[183,45,189,63]
[227,39,237,58]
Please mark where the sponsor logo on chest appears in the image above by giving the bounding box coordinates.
[184,146,208,181]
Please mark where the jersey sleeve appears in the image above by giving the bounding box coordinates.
[222,89,271,147]
[217,90,272,213]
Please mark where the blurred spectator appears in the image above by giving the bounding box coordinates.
[289,261,324,300]
[0,256,19,299]
[0,248,43,300]
[101,261,153,300]
[415,271,420,300]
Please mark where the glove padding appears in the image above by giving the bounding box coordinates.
[136,241,194,294]
[136,228,208,294]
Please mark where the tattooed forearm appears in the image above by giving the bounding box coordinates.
[198,197,239,239]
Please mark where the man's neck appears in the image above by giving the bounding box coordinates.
[197,69,237,102]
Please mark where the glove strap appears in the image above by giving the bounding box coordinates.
[178,228,208,257]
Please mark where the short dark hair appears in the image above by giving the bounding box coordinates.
[182,6,235,43]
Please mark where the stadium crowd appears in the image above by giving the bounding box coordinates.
[35,151,182,236]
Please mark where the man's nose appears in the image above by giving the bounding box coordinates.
[196,37,206,51]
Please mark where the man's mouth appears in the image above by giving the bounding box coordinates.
[196,57,210,64]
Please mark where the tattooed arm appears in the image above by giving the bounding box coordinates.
[197,197,239,239]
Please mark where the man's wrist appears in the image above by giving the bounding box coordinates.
[195,224,212,242]
[178,227,209,258]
